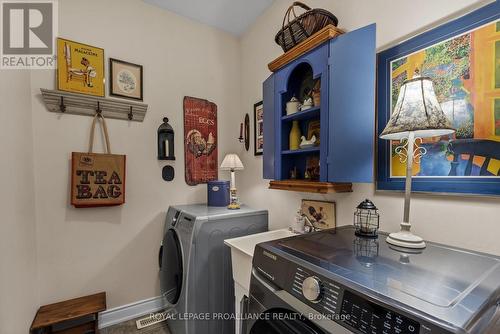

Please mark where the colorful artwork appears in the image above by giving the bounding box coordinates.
[301,200,336,230]
[57,38,104,97]
[389,20,500,178]
[183,96,218,186]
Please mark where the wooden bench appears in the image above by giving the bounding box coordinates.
[30,292,106,334]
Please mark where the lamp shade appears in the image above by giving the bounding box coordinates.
[220,153,244,170]
[380,75,455,140]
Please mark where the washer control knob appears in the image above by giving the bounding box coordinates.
[302,277,322,302]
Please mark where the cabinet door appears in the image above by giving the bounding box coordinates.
[328,24,376,183]
[263,74,276,179]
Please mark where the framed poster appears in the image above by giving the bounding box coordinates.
[377,2,500,196]
[301,200,336,230]
[184,96,218,186]
[254,101,263,156]
[57,38,104,97]
[109,58,143,100]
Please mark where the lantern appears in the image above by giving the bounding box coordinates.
[353,199,379,237]
[158,117,175,160]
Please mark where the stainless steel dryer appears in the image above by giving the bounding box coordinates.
[159,204,268,334]
[246,226,500,334]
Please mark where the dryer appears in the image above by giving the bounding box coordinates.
[159,204,268,334]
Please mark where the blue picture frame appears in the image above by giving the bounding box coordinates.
[377,1,500,196]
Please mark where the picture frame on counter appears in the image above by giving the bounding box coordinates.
[254,101,264,156]
[109,58,143,101]
[301,200,336,230]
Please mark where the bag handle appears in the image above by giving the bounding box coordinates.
[88,113,111,154]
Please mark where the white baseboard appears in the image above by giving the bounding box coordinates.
[98,295,165,329]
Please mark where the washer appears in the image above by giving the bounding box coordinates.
[159,204,268,334]
[245,226,500,334]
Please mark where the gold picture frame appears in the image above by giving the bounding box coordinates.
[57,38,104,97]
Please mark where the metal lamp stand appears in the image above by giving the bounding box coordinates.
[386,131,427,249]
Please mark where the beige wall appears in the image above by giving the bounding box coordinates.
[0,71,39,332]
[27,0,241,313]
[237,0,500,256]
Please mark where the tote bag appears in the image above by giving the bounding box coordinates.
[71,114,126,207]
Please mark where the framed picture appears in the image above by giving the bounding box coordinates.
[57,38,104,97]
[307,120,320,145]
[109,58,143,100]
[254,101,264,156]
[301,200,336,230]
[377,2,500,196]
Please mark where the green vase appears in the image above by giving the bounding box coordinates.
[289,121,301,150]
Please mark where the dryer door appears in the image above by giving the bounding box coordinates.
[160,228,183,305]
[249,308,325,334]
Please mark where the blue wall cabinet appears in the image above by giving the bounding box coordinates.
[263,24,376,190]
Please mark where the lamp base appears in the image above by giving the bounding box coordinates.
[386,222,426,249]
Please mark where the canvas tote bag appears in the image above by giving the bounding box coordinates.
[71,114,126,207]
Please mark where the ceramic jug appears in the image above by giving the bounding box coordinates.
[289,121,301,150]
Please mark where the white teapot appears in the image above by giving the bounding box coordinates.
[286,96,301,115]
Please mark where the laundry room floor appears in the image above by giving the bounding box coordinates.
[99,315,170,334]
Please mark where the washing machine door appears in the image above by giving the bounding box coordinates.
[249,308,325,334]
[160,228,183,305]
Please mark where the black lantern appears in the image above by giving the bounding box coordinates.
[158,117,175,160]
[354,199,379,237]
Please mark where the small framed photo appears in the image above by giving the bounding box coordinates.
[301,200,336,230]
[254,101,263,156]
[109,58,143,100]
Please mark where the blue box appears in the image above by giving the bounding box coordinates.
[207,180,230,207]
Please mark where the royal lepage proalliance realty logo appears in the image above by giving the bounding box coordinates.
[1,0,58,69]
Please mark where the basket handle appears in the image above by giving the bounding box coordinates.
[281,1,312,30]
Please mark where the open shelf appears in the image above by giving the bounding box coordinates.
[282,147,320,155]
[281,106,320,122]
[269,180,352,194]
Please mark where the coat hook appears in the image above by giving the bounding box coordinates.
[59,96,66,113]
[128,106,133,120]
[96,101,102,115]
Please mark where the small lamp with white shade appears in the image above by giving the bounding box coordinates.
[220,153,244,209]
[379,72,455,249]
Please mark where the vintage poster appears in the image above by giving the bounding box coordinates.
[184,96,218,185]
[57,38,105,97]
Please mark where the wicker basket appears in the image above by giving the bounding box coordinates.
[275,2,338,53]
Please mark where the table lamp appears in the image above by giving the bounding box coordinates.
[220,153,244,209]
[380,72,455,249]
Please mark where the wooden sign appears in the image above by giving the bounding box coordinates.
[183,96,218,186]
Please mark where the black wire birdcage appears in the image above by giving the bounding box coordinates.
[353,199,379,238]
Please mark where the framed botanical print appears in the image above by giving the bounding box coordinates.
[377,2,500,196]
[301,200,336,230]
[109,58,143,100]
[254,101,263,156]
[57,38,104,97]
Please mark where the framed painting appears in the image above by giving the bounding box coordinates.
[254,101,264,156]
[301,200,336,230]
[377,2,500,196]
[109,58,143,101]
[57,38,104,97]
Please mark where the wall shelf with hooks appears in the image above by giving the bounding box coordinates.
[40,89,148,122]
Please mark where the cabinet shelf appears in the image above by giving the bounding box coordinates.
[282,147,320,155]
[269,180,352,194]
[281,106,320,122]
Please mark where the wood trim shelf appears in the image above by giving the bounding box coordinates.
[269,180,352,194]
[40,89,148,122]
[268,25,344,72]
[281,106,320,122]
